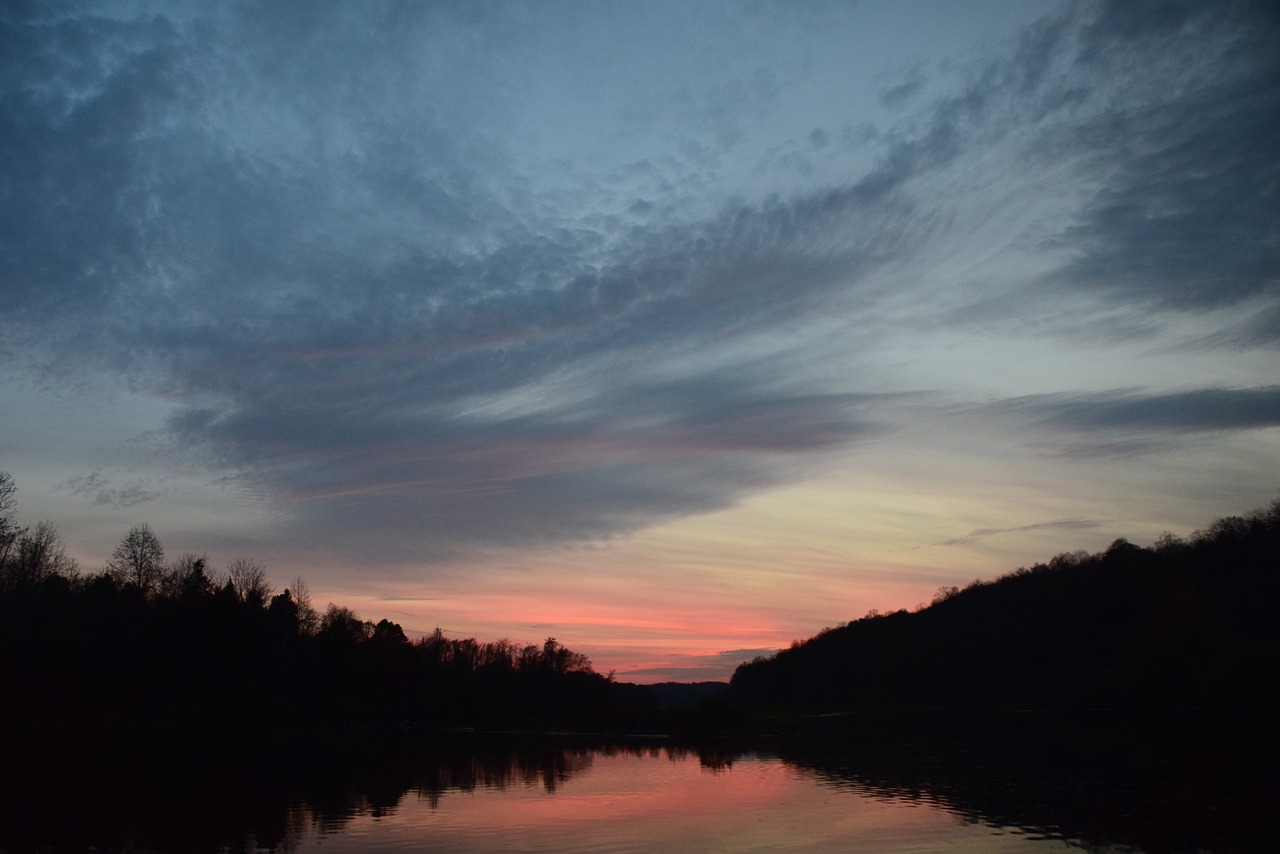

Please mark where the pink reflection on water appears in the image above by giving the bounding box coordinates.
[291,749,1073,853]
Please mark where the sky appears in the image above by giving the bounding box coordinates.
[2,0,1278,682]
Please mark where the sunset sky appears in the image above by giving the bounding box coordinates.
[3,0,1278,682]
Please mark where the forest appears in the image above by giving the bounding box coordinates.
[3,468,1278,738]
[0,471,627,735]
[729,498,1280,727]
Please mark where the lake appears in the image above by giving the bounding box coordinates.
[0,725,1271,853]
[265,748,1072,853]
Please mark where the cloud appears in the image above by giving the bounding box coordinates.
[986,385,1280,459]
[2,2,936,563]
[4,1,1277,571]
[60,471,160,509]
[878,63,927,110]
[938,519,1103,548]
[1026,386,1280,434]
[1035,1,1280,321]
[858,1,1280,342]
[166,371,893,560]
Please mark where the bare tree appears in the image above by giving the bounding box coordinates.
[931,585,962,606]
[1,520,78,594]
[0,470,21,568]
[227,556,272,606]
[290,576,319,635]
[108,524,166,595]
[0,471,15,517]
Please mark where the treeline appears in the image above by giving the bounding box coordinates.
[730,500,1280,722]
[0,472,613,733]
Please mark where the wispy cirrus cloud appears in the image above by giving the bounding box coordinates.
[939,519,1103,548]
[1030,386,1280,434]
[2,0,1277,578]
[1046,1,1280,320]
[978,385,1280,460]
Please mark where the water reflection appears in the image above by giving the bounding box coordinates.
[771,718,1274,854]
[0,726,1270,853]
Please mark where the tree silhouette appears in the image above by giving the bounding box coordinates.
[227,556,272,606]
[1,475,623,733]
[6,520,77,593]
[0,470,21,568]
[108,524,166,595]
[0,474,78,595]
[288,576,319,635]
[163,553,214,600]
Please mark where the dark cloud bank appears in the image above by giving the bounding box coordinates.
[993,386,1280,459]
[2,1,1277,563]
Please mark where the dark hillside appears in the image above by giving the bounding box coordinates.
[730,502,1280,721]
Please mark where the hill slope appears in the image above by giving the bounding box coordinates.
[730,502,1280,721]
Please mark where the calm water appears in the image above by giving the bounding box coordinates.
[0,729,1271,853]
[271,749,1074,853]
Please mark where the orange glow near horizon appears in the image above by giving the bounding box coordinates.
[319,495,953,683]
[264,472,1174,683]
[336,586,803,683]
